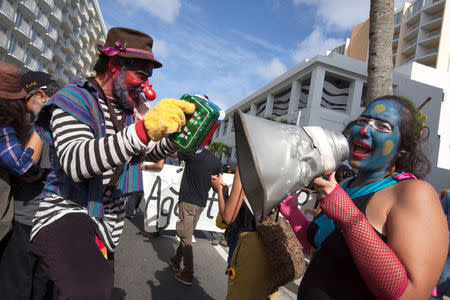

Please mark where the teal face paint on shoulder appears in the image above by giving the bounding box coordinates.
[348,99,403,174]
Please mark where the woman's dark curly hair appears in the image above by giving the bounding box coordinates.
[0,99,28,143]
[343,95,431,179]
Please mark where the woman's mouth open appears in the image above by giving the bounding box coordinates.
[351,140,372,159]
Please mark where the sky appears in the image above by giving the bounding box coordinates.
[98,0,409,111]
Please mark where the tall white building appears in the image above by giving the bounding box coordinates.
[0,0,107,86]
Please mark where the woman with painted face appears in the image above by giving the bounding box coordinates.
[297,95,448,300]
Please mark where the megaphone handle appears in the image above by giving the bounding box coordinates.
[313,197,320,209]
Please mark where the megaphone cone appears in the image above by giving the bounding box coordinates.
[234,109,349,221]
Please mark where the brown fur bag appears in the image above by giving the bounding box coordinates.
[256,209,306,287]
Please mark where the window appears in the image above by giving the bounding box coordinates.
[9,36,16,52]
[395,12,402,25]
[25,50,31,65]
[15,13,23,27]
[31,30,37,42]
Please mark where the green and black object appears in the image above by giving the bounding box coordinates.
[169,94,225,153]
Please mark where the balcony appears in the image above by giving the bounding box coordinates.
[81,33,89,44]
[49,5,62,23]
[18,0,37,18]
[424,0,445,14]
[87,29,96,40]
[65,65,77,79]
[81,53,92,66]
[404,24,419,40]
[87,7,95,19]
[56,72,69,86]
[34,12,49,33]
[64,45,75,58]
[24,56,38,72]
[406,54,416,63]
[13,19,32,42]
[29,34,44,53]
[47,62,56,74]
[402,40,417,55]
[44,27,58,44]
[71,15,81,28]
[54,47,67,64]
[416,48,438,64]
[80,9,89,23]
[7,44,26,65]
[61,20,73,34]
[419,29,441,46]
[423,46,438,56]
[0,0,15,27]
[38,0,53,13]
[74,56,83,69]
[40,46,53,63]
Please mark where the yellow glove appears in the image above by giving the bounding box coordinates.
[143,98,195,141]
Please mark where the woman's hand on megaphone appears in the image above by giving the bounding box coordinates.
[313,172,338,200]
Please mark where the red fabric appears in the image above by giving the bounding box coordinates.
[320,185,408,300]
[135,120,150,144]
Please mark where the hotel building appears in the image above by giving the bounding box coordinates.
[0,0,107,86]
[332,0,450,72]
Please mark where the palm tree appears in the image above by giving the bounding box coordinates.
[367,0,394,104]
[210,141,232,162]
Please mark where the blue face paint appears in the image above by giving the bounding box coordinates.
[348,99,403,175]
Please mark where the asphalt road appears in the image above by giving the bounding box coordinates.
[111,209,299,300]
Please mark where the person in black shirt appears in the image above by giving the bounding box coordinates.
[169,139,222,286]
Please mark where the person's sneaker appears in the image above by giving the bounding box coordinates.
[168,256,181,272]
[175,272,193,286]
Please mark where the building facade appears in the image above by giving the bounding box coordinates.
[338,0,449,72]
[0,0,107,86]
[214,53,450,193]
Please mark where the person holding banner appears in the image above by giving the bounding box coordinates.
[169,139,222,286]
[30,27,196,299]
[211,167,278,300]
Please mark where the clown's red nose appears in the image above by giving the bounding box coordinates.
[141,81,156,100]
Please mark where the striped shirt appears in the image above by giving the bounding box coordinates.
[31,98,176,251]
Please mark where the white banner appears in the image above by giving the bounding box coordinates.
[142,165,234,233]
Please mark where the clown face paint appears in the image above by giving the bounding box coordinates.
[348,99,403,173]
[113,69,149,113]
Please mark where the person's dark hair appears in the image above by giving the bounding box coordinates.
[343,95,431,178]
[0,99,28,143]
[93,52,109,75]
[41,81,60,98]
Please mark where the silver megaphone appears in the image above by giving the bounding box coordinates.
[234,109,349,221]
